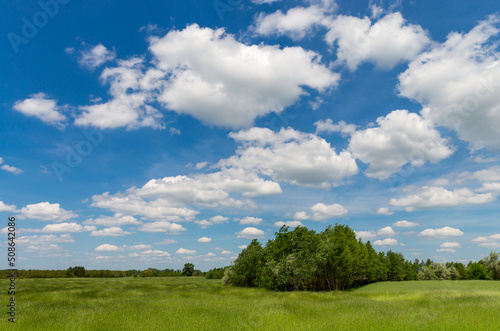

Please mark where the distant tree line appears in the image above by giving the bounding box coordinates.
[0,265,204,279]
[223,224,500,291]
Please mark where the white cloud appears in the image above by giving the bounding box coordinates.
[221,250,232,255]
[224,127,358,188]
[437,248,456,253]
[137,221,186,233]
[83,214,140,227]
[136,250,170,257]
[195,162,208,170]
[377,207,394,215]
[194,220,213,229]
[237,217,263,225]
[393,220,419,228]
[310,203,347,221]
[274,220,304,228]
[198,237,212,243]
[128,244,153,250]
[355,230,377,240]
[1,164,23,174]
[89,227,132,237]
[40,222,96,233]
[398,16,500,152]
[20,202,77,222]
[251,0,281,4]
[236,227,265,238]
[349,110,453,179]
[292,211,309,220]
[0,201,17,213]
[373,238,398,246]
[377,226,396,236]
[176,248,197,255]
[78,44,116,69]
[419,226,464,238]
[13,93,66,128]
[390,186,495,211]
[238,245,247,249]
[150,24,339,128]
[471,233,500,248]
[75,58,164,130]
[95,244,123,252]
[210,215,229,224]
[314,119,357,137]
[325,12,430,70]
[440,242,461,248]
[254,6,328,40]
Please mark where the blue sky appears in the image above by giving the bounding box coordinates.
[1,0,500,271]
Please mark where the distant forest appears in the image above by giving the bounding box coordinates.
[2,224,499,292]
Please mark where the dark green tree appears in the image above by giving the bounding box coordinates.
[182,263,195,276]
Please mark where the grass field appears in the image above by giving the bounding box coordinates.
[1,277,499,330]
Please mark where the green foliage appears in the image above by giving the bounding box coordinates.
[482,251,500,280]
[2,277,500,330]
[205,267,227,279]
[182,263,195,276]
[226,224,413,291]
[66,266,86,278]
[467,262,490,280]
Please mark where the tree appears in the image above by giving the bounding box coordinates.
[467,262,489,280]
[182,263,195,276]
[482,251,500,280]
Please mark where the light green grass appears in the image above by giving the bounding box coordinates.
[1,277,499,330]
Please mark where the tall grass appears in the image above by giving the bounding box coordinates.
[1,277,499,330]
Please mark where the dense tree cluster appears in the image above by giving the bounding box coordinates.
[223,224,500,291]
[205,267,228,279]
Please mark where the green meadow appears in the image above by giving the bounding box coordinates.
[2,277,499,330]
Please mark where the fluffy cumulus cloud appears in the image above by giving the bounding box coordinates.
[223,127,358,188]
[472,234,500,248]
[16,234,74,254]
[254,6,328,40]
[74,58,164,130]
[176,248,197,255]
[390,186,496,211]
[373,238,398,246]
[20,202,77,222]
[0,157,22,175]
[325,12,430,70]
[419,226,464,238]
[398,16,500,152]
[78,44,116,69]
[393,220,419,228]
[95,244,123,252]
[377,226,396,236]
[89,227,132,237]
[150,24,339,128]
[349,110,453,179]
[236,227,265,238]
[0,201,17,213]
[13,93,67,128]
[294,202,348,221]
[197,237,212,243]
[39,222,96,233]
[310,203,348,220]
[376,207,393,215]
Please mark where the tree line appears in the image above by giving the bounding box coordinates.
[222,224,500,291]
